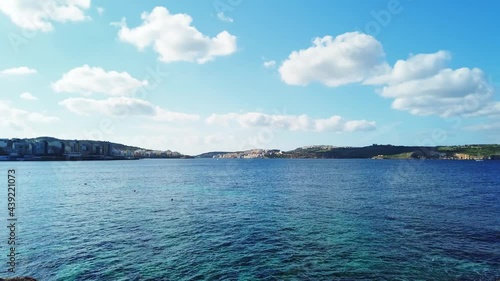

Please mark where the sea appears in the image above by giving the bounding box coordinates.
[0,159,499,280]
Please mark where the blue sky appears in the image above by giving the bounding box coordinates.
[0,0,499,154]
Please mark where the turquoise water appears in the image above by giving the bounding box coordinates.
[0,159,499,280]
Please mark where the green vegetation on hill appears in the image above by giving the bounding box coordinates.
[284,145,435,159]
[437,145,500,157]
[378,152,414,159]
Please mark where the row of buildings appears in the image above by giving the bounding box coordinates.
[0,138,186,160]
[131,149,181,158]
[0,139,114,158]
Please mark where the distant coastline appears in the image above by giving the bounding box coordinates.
[1,137,499,161]
[197,144,500,160]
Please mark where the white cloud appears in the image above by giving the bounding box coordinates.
[217,12,233,23]
[278,32,386,87]
[96,7,104,16]
[20,92,38,101]
[0,100,59,131]
[52,65,148,96]
[59,97,200,122]
[380,67,494,117]
[344,120,378,132]
[206,112,376,132]
[115,6,237,64]
[1,66,37,75]
[59,97,154,116]
[365,51,497,117]
[0,0,91,32]
[280,33,498,118]
[263,60,276,69]
[465,102,500,118]
[365,51,451,85]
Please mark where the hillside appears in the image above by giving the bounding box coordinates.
[201,144,500,160]
[283,145,432,158]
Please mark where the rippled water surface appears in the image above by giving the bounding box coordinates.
[1,159,499,280]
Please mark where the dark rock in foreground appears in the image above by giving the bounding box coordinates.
[0,277,37,281]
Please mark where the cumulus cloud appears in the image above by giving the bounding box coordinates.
[0,0,91,32]
[280,33,498,118]
[365,50,451,85]
[278,32,385,87]
[344,120,378,132]
[59,97,200,122]
[52,65,148,96]
[368,51,496,117]
[205,112,376,132]
[0,100,59,131]
[263,60,276,69]
[1,66,37,75]
[115,7,237,64]
[217,12,233,23]
[115,7,237,63]
[465,102,500,118]
[20,92,38,101]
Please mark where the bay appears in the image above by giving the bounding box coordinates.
[1,159,499,280]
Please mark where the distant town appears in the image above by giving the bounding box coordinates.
[0,137,187,161]
[0,137,499,161]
